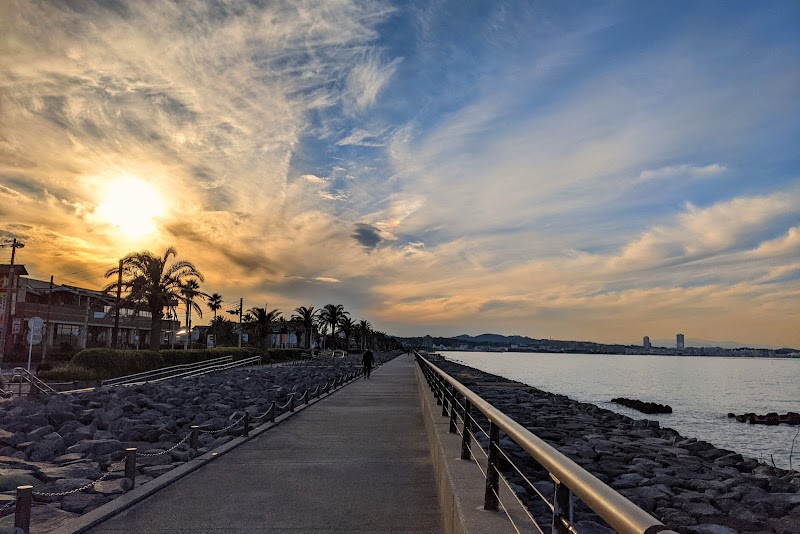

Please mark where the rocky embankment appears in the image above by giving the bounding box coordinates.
[434,359,800,534]
[0,358,364,533]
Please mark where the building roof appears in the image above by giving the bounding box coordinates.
[23,277,114,303]
[0,264,29,276]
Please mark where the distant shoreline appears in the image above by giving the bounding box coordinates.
[438,348,800,359]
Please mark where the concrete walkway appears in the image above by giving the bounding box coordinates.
[87,354,443,533]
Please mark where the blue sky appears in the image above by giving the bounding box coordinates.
[1,0,798,346]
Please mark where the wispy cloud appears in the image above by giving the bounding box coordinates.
[638,163,726,182]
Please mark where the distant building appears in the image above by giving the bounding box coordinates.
[643,336,651,350]
[676,333,685,350]
[423,335,433,349]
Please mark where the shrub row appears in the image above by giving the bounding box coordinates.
[39,347,304,381]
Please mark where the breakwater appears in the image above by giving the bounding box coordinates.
[0,358,363,532]
[433,359,800,534]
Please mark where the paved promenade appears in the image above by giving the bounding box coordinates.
[87,354,443,533]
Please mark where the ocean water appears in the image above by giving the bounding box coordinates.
[440,351,800,470]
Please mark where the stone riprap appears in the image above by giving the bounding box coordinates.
[0,359,363,533]
[432,359,800,534]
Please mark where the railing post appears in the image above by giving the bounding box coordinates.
[125,448,137,485]
[483,421,500,511]
[461,399,472,460]
[435,375,442,405]
[449,386,458,433]
[242,413,250,437]
[552,476,574,533]
[441,380,450,417]
[190,425,200,450]
[14,485,32,534]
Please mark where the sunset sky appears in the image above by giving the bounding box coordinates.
[1,1,798,347]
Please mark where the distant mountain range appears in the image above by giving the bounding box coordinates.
[449,333,789,350]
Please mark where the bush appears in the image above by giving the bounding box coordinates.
[265,348,302,362]
[38,363,99,382]
[70,346,270,379]
[72,348,164,379]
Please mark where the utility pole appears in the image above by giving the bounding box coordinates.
[41,276,53,363]
[1,238,25,366]
[238,297,243,348]
[111,259,122,349]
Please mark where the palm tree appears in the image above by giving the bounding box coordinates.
[104,247,203,351]
[209,316,236,346]
[292,306,319,349]
[356,319,372,350]
[180,279,207,348]
[314,316,329,350]
[338,316,356,351]
[207,293,223,320]
[320,304,348,350]
[243,305,281,349]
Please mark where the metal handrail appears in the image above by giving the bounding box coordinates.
[12,367,56,395]
[417,354,677,534]
[101,355,234,386]
[178,355,261,379]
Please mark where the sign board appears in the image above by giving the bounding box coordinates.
[28,317,44,335]
[12,318,21,334]
[27,331,42,345]
[207,334,215,348]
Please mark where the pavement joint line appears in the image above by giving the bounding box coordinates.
[48,371,368,534]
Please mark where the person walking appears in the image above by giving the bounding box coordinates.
[362,349,375,378]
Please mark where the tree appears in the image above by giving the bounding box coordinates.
[104,247,203,351]
[209,316,236,346]
[207,293,223,320]
[338,316,356,351]
[320,304,348,350]
[243,306,281,349]
[292,306,319,349]
[180,279,207,347]
[355,319,372,350]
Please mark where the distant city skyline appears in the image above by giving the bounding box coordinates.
[1,1,798,348]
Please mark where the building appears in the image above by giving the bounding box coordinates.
[2,272,156,360]
[676,333,685,350]
[643,336,651,350]
[423,335,433,349]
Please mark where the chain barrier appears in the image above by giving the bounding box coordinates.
[137,432,193,457]
[0,499,15,513]
[32,458,126,498]
[199,412,247,435]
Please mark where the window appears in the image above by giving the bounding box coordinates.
[54,324,80,347]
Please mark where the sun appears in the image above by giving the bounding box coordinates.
[96,176,166,240]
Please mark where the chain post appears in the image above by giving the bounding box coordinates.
[461,399,472,460]
[448,385,458,433]
[190,425,200,450]
[124,448,137,485]
[304,388,310,405]
[483,422,500,511]
[289,394,295,412]
[242,413,250,437]
[552,476,574,534]
[14,485,32,534]
[269,403,276,423]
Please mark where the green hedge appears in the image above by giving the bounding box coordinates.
[67,346,303,380]
[38,363,99,382]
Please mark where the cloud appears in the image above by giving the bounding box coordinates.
[351,223,383,250]
[345,52,402,113]
[638,163,727,182]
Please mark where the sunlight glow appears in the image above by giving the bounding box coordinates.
[96,176,166,240]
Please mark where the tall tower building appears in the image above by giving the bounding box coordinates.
[676,333,685,350]
[643,336,651,350]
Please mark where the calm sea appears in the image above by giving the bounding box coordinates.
[440,351,800,470]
